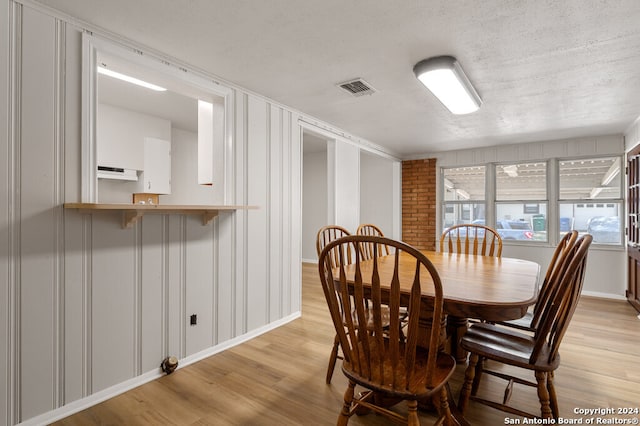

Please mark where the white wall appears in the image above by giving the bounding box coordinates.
[0,0,9,421]
[164,128,218,205]
[430,135,627,298]
[302,149,327,262]
[360,151,395,237]
[1,3,302,424]
[329,141,360,232]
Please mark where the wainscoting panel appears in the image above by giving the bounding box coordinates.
[167,215,186,360]
[2,1,16,425]
[184,217,215,357]
[62,211,89,405]
[140,215,165,374]
[233,90,248,338]
[215,211,235,344]
[246,95,270,331]
[269,105,283,322]
[90,215,137,393]
[19,5,60,420]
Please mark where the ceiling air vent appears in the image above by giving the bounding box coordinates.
[337,78,376,97]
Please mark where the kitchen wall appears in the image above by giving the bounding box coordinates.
[1,2,305,424]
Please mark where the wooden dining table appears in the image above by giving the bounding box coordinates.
[338,250,541,361]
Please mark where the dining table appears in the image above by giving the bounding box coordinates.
[338,250,541,361]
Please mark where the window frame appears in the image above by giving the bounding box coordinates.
[557,155,624,247]
[439,154,625,249]
[440,165,487,231]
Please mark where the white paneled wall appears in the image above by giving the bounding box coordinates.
[0,0,9,424]
[329,141,361,231]
[360,152,397,238]
[0,2,302,425]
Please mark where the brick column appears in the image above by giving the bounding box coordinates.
[402,159,437,251]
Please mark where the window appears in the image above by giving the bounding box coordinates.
[496,162,547,242]
[559,156,623,245]
[81,33,233,203]
[439,155,624,247]
[441,166,485,230]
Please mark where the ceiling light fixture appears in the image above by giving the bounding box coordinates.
[97,66,167,92]
[413,56,482,115]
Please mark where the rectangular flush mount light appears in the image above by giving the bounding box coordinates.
[97,66,167,92]
[413,56,481,114]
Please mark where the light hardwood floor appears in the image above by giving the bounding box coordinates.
[55,263,640,425]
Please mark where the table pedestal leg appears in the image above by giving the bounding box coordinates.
[447,315,469,362]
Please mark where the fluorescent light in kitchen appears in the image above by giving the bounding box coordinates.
[97,66,167,92]
[413,56,481,115]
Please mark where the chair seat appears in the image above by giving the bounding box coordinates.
[496,311,534,332]
[342,341,456,399]
[461,323,560,372]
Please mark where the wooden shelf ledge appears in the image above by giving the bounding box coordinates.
[64,203,258,228]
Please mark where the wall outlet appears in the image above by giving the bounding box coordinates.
[190,314,197,325]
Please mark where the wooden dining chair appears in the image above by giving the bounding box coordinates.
[439,223,502,360]
[317,225,352,269]
[497,230,578,332]
[356,223,390,260]
[318,235,457,425]
[316,225,353,384]
[458,234,592,420]
[357,223,409,335]
[439,224,502,257]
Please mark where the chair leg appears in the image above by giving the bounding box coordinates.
[459,352,479,413]
[407,400,420,426]
[535,370,553,419]
[338,381,355,426]
[471,356,484,396]
[326,334,340,384]
[433,386,455,426]
[547,371,559,420]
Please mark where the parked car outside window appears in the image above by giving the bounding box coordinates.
[493,219,534,240]
[586,216,621,244]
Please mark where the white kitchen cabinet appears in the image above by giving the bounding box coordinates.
[139,137,171,194]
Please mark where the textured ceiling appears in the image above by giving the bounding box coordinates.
[36,0,640,157]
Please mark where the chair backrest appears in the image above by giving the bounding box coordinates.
[530,230,578,329]
[316,225,352,269]
[440,224,503,257]
[318,235,444,391]
[356,223,390,259]
[531,234,592,364]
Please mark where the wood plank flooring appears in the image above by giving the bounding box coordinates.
[54,263,640,425]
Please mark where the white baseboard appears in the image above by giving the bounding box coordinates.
[18,311,302,426]
[301,258,317,264]
[581,290,627,300]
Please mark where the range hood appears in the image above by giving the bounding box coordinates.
[97,166,139,181]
